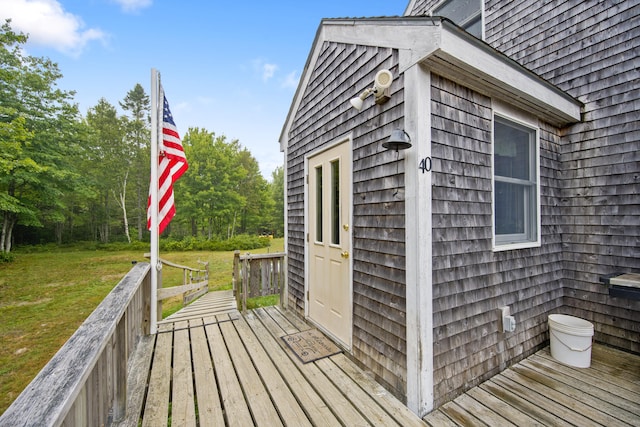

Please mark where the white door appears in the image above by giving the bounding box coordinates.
[307,140,352,348]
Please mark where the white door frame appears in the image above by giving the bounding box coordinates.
[304,135,353,350]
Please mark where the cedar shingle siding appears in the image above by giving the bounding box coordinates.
[431,74,566,406]
[409,0,639,406]
[285,0,638,411]
[484,0,639,352]
[286,41,409,398]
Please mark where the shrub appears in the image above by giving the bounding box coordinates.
[157,234,270,252]
[10,234,271,255]
[0,251,15,263]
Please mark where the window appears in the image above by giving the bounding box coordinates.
[315,165,323,242]
[432,0,483,39]
[493,114,540,249]
[330,159,340,245]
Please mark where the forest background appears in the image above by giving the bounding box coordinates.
[0,20,284,260]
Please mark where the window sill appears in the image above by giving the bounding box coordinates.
[492,240,541,252]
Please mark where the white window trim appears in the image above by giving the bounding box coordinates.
[491,102,541,252]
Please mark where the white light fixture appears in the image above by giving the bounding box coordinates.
[349,89,370,110]
[349,69,393,111]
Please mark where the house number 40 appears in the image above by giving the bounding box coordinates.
[419,157,432,173]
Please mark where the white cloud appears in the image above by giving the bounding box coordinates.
[0,0,107,56]
[173,101,191,113]
[195,96,214,106]
[251,58,278,82]
[262,63,277,82]
[281,70,299,89]
[111,0,152,13]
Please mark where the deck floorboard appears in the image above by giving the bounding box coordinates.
[139,292,426,426]
[137,291,640,426]
[424,346,640,427]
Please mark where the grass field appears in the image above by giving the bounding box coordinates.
[0,238,284,415]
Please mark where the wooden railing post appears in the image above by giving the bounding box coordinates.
[143,267,151,335]
[233,250,240,298]
[114,316,127,422]
[280,256,286,308]
[249,257,260,298]
[242,254,249,314]
[157,267,163,322]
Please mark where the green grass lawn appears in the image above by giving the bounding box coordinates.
[0,238,284,415]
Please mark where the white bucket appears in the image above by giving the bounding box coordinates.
[548,314,594,368]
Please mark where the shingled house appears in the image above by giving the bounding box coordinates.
[278,0,639,416]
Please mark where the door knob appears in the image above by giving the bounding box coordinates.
[343,224,349,231]
[341,251,349,259]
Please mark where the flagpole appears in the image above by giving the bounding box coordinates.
[149,68,160,334]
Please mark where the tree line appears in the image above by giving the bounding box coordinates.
[0,21,284,255]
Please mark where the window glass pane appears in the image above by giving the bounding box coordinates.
[434,0,480,24]
[494,119,531,180]
[331,159,340,245]
[315,166,323,242]
[495,181,525,235]
[493,114,538,246]
[465,15,483,38]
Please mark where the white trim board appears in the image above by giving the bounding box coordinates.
[404,63,434,417]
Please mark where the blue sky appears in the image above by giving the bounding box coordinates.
[0,0,405,178]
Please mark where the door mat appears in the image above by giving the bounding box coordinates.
[281,329,342,364]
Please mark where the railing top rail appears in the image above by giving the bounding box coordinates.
[144,253,208,273]
[0,262,151,426]
[238,252,286,261]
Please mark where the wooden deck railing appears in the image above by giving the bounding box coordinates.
[0,262,152,427]
[233,251,286,313]
[144,253,209,320]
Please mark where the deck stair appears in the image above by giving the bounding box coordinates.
[157,289,237,324]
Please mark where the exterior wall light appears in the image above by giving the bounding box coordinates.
[383,129,412,151]
[349,69,393,111]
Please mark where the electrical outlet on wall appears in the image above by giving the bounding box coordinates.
[500,306,516,333]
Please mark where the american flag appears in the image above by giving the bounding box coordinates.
[147,89,188,234]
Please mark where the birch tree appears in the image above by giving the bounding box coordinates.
[85,99,128,243]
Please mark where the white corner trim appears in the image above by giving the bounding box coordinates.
[283,149,289,309]
[404,63,434,417]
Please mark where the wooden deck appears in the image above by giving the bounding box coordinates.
[121,291,640,426]
[423,345,640,426]
[132,292,426,427]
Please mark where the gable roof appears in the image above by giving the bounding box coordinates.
[279,16,582,150]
